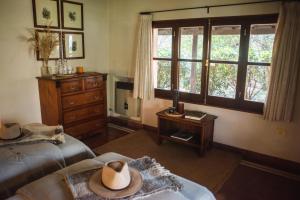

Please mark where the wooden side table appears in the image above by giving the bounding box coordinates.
[156,109,217,156]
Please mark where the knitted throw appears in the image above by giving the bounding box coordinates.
[64,156,183,200]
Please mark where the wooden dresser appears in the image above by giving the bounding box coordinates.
[37,72,107,139]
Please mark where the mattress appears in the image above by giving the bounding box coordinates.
[0,134,95,199]
[7,152,215,200]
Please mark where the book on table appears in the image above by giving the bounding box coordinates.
[171,131,193,141]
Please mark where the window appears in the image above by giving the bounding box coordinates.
[245,24,276,103]
[153,28,173,90]
[153,15,277,113]
[208,25,241,99]
[179,26,204,94]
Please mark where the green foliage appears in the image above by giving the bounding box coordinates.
[154,29,274,102]
[208,63,237,98]
[180,35,203,60]
[248,34,274,63]
[157,61,171,89]
[245,65,269,102]
[156,35,172,58]
[179,62,202,93]
[211,35,240,61]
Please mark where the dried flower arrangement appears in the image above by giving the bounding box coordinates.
[26,25,59,75]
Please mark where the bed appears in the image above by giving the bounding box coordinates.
[0,134,95,199]
[6,152,216,200]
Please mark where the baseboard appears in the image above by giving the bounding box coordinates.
[213,142,300,175]
[143,124,157,132]
[107,123,136,133]
[240,160,300,181]
[141,124,300,175]
[108,116,143,130]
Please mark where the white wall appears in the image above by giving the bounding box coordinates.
[107,0,300,163]
[0,0,109,124]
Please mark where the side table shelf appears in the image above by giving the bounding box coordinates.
[156,109,217,156]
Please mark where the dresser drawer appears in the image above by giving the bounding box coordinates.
[65,119,105,138]
[62,90,103,109]
[64,104,104,124]
[61,80,82,94]
[85,76,104,90]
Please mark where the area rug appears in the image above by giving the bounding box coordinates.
[93,130,241,192]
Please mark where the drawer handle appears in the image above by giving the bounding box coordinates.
[94,96,99,100]
[93,83,98,87]
[70,87,76,90]
[69,101,75,105]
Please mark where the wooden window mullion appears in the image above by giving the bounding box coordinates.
[172,27,180,91]
[203,19,211,104]
[236,24,250,105]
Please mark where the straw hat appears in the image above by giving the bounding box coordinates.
[89,161,143,199]
[0,122,21,140]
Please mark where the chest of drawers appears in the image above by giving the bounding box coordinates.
[37,72,107,139]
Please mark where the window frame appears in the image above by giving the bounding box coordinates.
[153,19,209,104]
[153,14,278,114]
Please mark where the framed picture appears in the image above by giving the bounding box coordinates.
[62,1,84,30]
[36,30,62,60]
[32,0,60,28]
[63,32,85,59]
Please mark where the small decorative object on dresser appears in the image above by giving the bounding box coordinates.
[26,26,60,76]
[76,66,84,74]
[157,109,217,156]
[37,72,107,139]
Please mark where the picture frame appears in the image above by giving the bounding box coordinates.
[32,0,60,29]
[63,32,85,59]
[62,0,84,30]
[36,30,62,60]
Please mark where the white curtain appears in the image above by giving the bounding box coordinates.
[264,2,300,121]
[133,15,153,100]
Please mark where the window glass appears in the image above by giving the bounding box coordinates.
[179,27,204,60]
[208,63,238,98]
[245,65,270,102]
[153,28,172,58]
[210,25,241,61]
[248,24,276,63]
[179,61,202,94]
[153,60,172,90]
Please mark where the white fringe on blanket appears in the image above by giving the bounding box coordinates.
[65,156,183,200]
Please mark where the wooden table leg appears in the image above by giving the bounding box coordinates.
[208,121,214,150]
[157,117,162,145]
[199,127,205,156]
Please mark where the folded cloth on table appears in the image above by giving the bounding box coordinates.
[64,156,183,200]
[0,123,65,147]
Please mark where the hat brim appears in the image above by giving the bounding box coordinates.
[89,167,143,199]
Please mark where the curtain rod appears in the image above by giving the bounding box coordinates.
[140,0,281,15]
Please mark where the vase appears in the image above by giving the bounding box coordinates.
[48,66,58,75]
[41,66,50,77]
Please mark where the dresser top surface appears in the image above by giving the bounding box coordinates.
[36,72,107,81]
